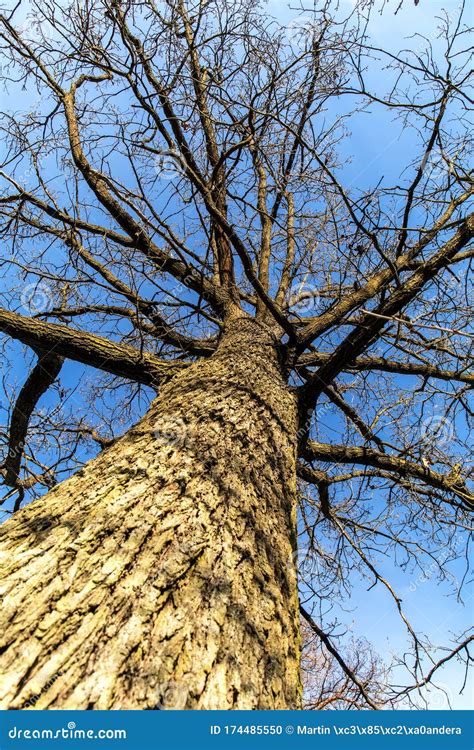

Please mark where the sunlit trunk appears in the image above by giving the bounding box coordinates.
[0,318,301,709]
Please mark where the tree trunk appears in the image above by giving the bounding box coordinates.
[0,317,301,709]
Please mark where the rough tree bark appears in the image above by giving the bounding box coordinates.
[0,317,302,709]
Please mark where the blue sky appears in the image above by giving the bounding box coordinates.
[269,0,473,708]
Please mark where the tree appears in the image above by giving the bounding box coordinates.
[0,0,472,710]
[301,619,388,710]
